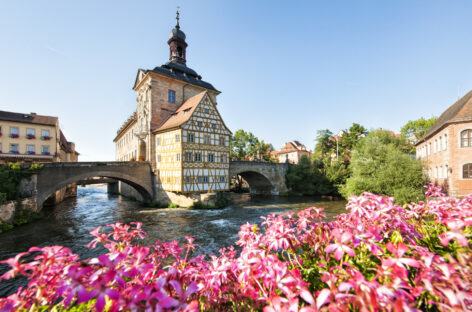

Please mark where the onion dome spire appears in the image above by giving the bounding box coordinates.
[168,7,187,64]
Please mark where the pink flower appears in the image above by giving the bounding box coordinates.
[383,242,421,274]
[0,252,28,279]
[325,229,355,260]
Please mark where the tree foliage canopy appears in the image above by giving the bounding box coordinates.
[343,130,426,204]
[286,155,335,196]
[401,116,438,141]
[230,129,274,161]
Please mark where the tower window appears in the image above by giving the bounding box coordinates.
[177,46,183,57]
[168,90,176,103]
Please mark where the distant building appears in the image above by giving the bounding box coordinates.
[0,110,79,205]
[276,141,312,164]
[416,90,472,196]
[0,110,78,164]
[114,12,231,194]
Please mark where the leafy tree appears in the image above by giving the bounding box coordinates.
[401,117,438,142]
[343,130,426,204]
[286,155,335,196]
[314,129,334,158]
[339,123,368,155]
[230,129,274,161]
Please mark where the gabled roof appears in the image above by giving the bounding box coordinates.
[153,91,206,133]
[0,110,58,126]
[418,90,472,144]
[278,141,310,154]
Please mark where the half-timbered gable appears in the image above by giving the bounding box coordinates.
[180,92,231,193]
[153,91,231,193]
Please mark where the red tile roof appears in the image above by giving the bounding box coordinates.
[418,90,472,144]
[153,91,206,133]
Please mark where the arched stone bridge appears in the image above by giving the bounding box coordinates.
[21,161,289,209]
[32,162,154,208]
[229,161,289,195]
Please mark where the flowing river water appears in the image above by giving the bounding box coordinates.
[0,186,346,297]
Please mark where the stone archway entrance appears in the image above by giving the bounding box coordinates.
[139,140,146,161]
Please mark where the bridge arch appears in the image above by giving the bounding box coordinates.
[232,170,276,195]
[229,161,289,195]
[35,162,154,208]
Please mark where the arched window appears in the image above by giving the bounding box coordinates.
[461,129,472,147]
[463,164,472,178]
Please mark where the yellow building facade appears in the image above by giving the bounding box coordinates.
[114,13,231,194]
[0,111,78,164]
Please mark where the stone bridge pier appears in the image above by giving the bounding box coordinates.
[229,161,289,195]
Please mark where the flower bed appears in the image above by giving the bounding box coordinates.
[26,134,35,140]
[40,136,51,141]
[9,134,18,139]
[0,185,471,311]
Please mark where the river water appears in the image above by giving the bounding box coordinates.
[0,186,346,297]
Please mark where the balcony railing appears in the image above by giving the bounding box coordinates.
[41,136,51,140]
[9,134,19,138]
[26,134,36,139]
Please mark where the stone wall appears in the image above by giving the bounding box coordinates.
[116,180,221,207]
[0,197,39,224]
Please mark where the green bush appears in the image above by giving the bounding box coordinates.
[286,155,335,196]
[342,130,426,204]
[168,203,180,208]
[13,208,44,226]
[0,222,13,233]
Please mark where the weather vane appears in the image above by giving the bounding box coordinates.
[176,6,180,28]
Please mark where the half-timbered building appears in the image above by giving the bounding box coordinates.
[114,11,231,195]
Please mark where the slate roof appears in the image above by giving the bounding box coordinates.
[0,110,58,126]
[418,90,472,144]
[153,91,206,133]
[143,60,217,91]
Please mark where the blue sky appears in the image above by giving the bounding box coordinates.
[1,1,471,160]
